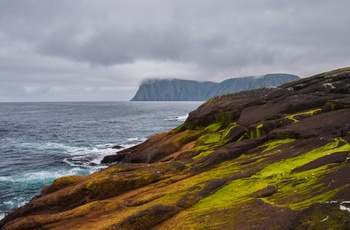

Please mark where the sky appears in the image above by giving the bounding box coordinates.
[1,0,350,102]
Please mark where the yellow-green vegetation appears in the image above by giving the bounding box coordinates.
[189,177,269,213]
[221,122,247,143]
[257,138,348,179]
[196,133,221,146]
[4,135,350,229]
[217,110,232,126]
[205,123,222,132]
[193,133,222,160]
[221,122,238,138]
[261,138,296,152]
[172,129,205,147]
[155,137,350,229]
[268,166,340,210]
[41,175,85,195]
[249,123,264,139]
[195,138,349,211]
[191,123,227,160]
[285,108,322,123]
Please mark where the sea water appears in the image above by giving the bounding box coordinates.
[0,101,202,220]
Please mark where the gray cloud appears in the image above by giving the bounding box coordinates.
[1,0,350,101]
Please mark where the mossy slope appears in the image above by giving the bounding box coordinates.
[1,67,350,230]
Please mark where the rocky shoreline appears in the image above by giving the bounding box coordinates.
[1,67,350,229]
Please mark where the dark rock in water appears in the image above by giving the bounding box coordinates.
[111,145,123,149]
[2,67,350,230]
[101,153,126,163]
[131,73,299,101]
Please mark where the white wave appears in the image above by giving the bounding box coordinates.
[176,114,188,122]
[165,114,188,122]
[0,168,86,183]
[61,142,130,170]
[0,197,30,220]
[62,158,107,172]
[15,139,147,175]
[127,137,139,141]
[18,142,82,154]
[126,137,146,142]
[95,143,112,149]
[3,197,28,208]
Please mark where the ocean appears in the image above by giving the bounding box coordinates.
[0,101,202,220]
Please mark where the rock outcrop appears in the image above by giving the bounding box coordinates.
[131,73,299,101]
[1,67,350,229]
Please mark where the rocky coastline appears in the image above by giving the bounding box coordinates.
[1,67,350,229]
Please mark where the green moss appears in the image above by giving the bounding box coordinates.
[257,138,350,210]
[192,130,225,160]
[190,178,270,212]
[261,138,296,153]
[285,108,322,123]
[196,133,221,146]
[220,123,247,145]
[222,123,237,138]
[179,137,350,221]
[179,129,205,144]
[205,123,222,132]
[249,124,264,139]
[217,110,232,126]
[193,150,214,161]
[257,138,348,179]
[189,137,350,216]
[286,187,339,210]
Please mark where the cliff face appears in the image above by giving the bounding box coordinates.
[131,73,299,101]
[131,79,217,101]
[1,68,350,230]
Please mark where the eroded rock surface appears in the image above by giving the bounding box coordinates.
[1,67,350,230]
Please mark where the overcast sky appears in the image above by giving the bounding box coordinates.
[1,0,349,102]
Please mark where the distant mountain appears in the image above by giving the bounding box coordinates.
[131,73,300,101]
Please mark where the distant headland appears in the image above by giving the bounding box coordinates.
[131,73,299,101]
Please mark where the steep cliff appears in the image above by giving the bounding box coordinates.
[131,73,299,101]
[1,68,350,230]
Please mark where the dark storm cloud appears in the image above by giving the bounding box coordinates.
[1,0,350,101]
[35,0,350,71]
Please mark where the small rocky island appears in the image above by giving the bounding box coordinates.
[1,67,350,229]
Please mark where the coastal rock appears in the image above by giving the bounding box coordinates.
[111,145,123,149]
[101,153,126,164]
[1,67,350,230]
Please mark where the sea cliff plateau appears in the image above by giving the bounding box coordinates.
[131,73,299,101]
[1,68,350,229]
